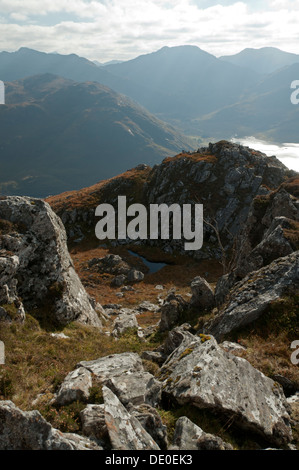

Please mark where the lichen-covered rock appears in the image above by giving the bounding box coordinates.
[76,352,144,383]
[170,416,232,450]
[0,196,101,327]
[156,323,198,362]
[104,371,162,407]
[111,312,139,338]
[0,401,102,450]
[102,386,160,450]
[128,403,168,450]
[161,336,292,446]
[205,251,299,339]
[0,252,25,322]
[80,404,109,447]
[235,187,299,278]
[52,367,92,406]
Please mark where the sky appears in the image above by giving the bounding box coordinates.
[0,0,298,62]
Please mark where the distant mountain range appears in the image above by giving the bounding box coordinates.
[0,74,193,197]
[220,47,299,75]
[1,45,298,139]
[0,44,298,197]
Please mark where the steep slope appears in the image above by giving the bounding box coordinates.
[220,47,299,74]
[0,74,194,198]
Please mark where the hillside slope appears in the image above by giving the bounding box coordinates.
[0,74,194,197]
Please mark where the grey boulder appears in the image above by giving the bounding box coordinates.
[161,335,292,446]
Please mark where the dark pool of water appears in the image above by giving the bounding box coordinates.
[128,250,168,274]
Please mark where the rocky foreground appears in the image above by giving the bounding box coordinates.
[0,141,298,450]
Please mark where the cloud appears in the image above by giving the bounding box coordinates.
[0,0,298,61]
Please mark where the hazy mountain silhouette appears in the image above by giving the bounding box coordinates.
[0,74,194,198]
[220,47,299,75]
[0,47,157,108]
[0,44,298,162]
[195,63,299,142]
[0,46,261,129]
[105,45,261,121]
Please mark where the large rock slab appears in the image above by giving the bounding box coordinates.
[77,352,144,382]
[205,251,299,339]
[0,196,101,327]
[161,336,292,446]
[102,386,160,450]
[105,371,162,407]
[0,401,102,450]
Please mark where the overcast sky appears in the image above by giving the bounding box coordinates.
[0,0,298,62]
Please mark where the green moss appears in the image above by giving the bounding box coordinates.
[179,347,194,361]
[199,333,211,343]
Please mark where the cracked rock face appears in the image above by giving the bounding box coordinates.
[205,251,299,339]
[103,386,160,450]
[0,196,101,327]
[236,187,299,279]
[161,335,292,446]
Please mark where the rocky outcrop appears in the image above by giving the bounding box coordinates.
[88,254,144,286]
[0,196,101,327]
[205,251,299,339]
[160,334,292,446]
[0,401,102,450]
[48,141,293,259]
[235,186,299,279]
